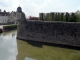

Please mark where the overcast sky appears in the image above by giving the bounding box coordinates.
[0,0,80,17]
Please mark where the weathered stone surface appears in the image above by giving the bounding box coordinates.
[17,12,80,47]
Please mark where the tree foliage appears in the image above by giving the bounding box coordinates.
[39,10,80,22]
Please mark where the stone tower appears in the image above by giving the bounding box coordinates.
[16,6,22,20]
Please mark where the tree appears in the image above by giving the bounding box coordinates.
[69,13,77,22]
[61,13,64,21]
[65,12,69,22]
[39,13,45,21]
[75,10,80,22]
[50,12,54,21]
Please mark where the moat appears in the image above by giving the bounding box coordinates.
[0,30,80,60]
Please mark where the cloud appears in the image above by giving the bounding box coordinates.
[0,1,9,7]
[0,0,80,17]
[0,31,17,60]
[77,6,80,10]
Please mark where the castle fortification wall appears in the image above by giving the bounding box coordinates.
[17,13,80,47]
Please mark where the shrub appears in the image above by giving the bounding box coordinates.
[3,24,17,31]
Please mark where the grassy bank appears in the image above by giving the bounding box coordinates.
[3,24,17,31]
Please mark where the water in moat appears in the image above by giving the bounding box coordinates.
[0,30,80,60]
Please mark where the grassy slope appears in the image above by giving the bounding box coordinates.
[17,40,80,60]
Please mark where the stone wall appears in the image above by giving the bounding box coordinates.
[17,13,80,47]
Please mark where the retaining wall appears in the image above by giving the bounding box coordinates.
[17,13,80,47]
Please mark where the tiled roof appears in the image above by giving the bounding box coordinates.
[0,12,10,16]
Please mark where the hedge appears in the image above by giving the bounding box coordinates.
[3,24,17,31]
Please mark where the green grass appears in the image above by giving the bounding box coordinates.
[17,40,80,60]
[3,24,17,31]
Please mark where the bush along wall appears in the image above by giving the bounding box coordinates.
[0,28,3,33]
[3,24,17,32]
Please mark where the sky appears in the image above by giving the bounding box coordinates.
[0,0,80,17]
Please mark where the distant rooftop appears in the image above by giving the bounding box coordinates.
[0,10,10,16]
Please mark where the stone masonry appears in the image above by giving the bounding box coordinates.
[17,12,80,47]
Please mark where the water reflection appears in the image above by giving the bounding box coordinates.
[25,57,36,60]
[0,30,80,60]
[0,30,17,60]
[17,39,80,60]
